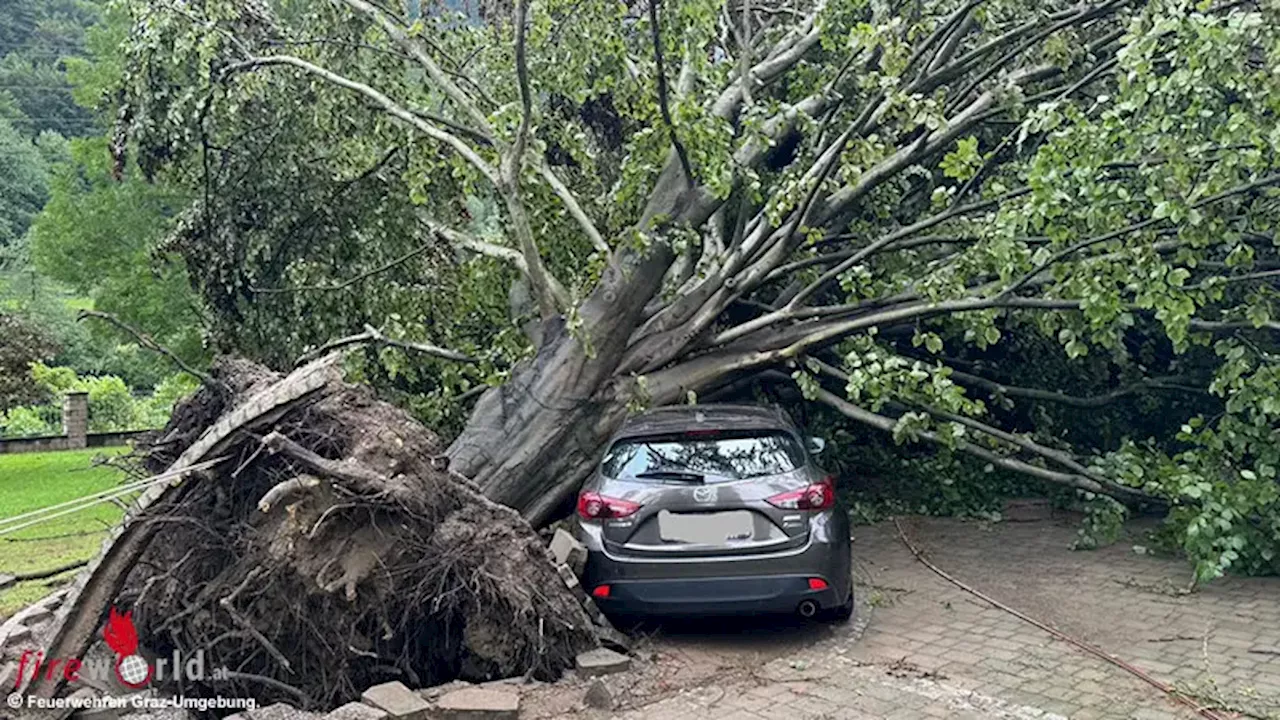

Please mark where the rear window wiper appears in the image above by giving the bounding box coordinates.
[634,471,705,483]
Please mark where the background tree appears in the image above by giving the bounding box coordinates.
[30,136,205,372]
[0,312,58,408]
[0,0,98,137]
[108,0,1279,581]
[0,116,49,248]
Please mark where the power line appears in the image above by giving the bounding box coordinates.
[0,117,99,123]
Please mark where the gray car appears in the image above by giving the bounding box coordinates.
[576,404,853,621]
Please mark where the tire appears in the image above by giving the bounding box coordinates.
[823,588,854,623]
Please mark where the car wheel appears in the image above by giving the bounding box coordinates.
[824,588,854,623]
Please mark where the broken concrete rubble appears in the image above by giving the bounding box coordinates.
[360,682,431,720]
[575,648,631,677]
[583,679,612,710]
[549,528,587,576]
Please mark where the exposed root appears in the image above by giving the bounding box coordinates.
[104,357,597,709]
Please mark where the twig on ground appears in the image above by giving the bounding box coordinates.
[9,560,89,582]
[892,518,1230,720]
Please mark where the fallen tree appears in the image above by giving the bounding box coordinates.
[32,356,596,706]
[94,0,1280,582]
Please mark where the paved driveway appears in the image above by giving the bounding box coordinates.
[523,515,1280,719]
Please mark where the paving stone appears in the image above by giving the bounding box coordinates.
[360,682,431,720]
[323,701,388,720]
[417,681,472,701]
[248,703,322,720]
[433,687,519,719]
[576,647,631,677]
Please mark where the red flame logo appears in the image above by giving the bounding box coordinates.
[104,606,152,688]
[103,607,138,657]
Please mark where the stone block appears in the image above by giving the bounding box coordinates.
[433,688,518,720]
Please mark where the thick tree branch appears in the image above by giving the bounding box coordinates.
[507,0,534,181]
[711,188,1030,348]
[296,324,477,366]
[904,0,981,78]
[807,357,1149,501]
[945,367,1208,408]
[807,384,1118,495]
[495,0,562,320]
[648,0,695,187]
[78,310,218,390]
[221,55,500,186]
[338,0,494,139]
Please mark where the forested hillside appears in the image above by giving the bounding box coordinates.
[0,0,201,435]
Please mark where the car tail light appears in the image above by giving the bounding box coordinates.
[808,577,829,591]
[766,475,836,511]
[591,585,611,599]
[577,491,641,520]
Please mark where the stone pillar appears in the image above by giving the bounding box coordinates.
[62,391,89,449]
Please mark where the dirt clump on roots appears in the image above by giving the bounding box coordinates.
[113,356,596,709]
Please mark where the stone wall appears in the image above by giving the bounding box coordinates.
[0,391,153,454]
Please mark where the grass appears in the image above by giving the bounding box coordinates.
[0,448,127,618]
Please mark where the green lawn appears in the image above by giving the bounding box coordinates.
[0,448,127,618]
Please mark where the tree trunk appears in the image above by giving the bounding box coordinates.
[448,154,712,526]
[447,360,627,527]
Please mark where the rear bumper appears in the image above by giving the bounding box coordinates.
[589,573,840,617]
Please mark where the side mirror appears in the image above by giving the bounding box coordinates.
[806,436,826,456]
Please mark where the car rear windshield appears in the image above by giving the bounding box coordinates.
[600,430,805,482]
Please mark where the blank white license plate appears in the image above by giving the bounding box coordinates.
[658,510,754,544]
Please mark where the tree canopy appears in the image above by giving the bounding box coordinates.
[100,0,1280,581]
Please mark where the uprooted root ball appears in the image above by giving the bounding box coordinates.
[120,358,595,709]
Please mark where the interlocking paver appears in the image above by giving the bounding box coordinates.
[520,516,1280,720]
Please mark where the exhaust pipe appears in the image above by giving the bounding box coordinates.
[797,599,818,618]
